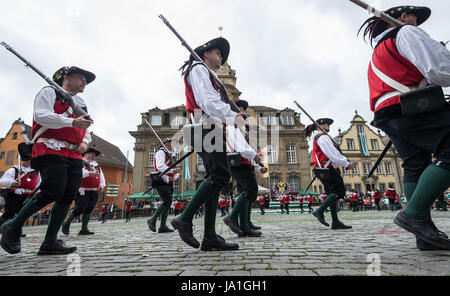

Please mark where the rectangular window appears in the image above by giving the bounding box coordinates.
[354,183,362,193]
[148,147,157,167]
[270,176,280,191]
[196,154,205,172]
[345,184,352,192]
[313,185,317,193]
[371,139,379,150]
[352,162,359,175]
[385,162,393,174]
[283,114,294,126]
[173,179,180,194]
[343,166,350,175]
[0,152,4,160]
[376,164,383,174]
[171,115,184,129]
[288,176,300,191]
[151,115,162,126]
[357,126,364,134]
[347,139,355,150]
[318,185,323,193]
[379,183,386,192]
[363,163,371,175]
[12,132,18,140]
[267,145,278,164]
[286,145,297,164]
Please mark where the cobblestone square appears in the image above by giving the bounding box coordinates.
[0,210,448,276]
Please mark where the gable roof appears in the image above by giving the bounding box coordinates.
[89,133,133,171]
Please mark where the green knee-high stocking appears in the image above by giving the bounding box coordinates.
[81,213,91,231]
[150,203,166,222]
[203,192,219,240]
[160,206,169,227]
[315,194,337,214]
[403,182,433,220]
[247,202,252,226]
[239,200,250,231]
[329,200,339,223]
[181,179,219,223]
[404,164,450,220]
[43,201,70,244]
[228,193,248,220]
[64,211,76,226]
[8,197,43,230]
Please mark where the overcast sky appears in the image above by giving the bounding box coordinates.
[1,0,449,164]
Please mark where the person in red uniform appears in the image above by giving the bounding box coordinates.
[305,118,354,230]
[299,196,305,213]
[258,196,265,215]
[358,5,450,250]
[125,199,132,222]
[1,66,94,255]
[62,147,105,235]
[307,195,313,213]
[350,190,359,212]
[0,143,41,237]
[373,189,382,211]
[279,195,285,214]
[385,187,397,212]
[282,195,290,215]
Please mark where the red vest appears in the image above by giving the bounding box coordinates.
[385,190,397,199]
[312,135,331,168]
[368,28,424,112]
[184,64,218,114]
[10,169,39,194]
[153,149,174,178]
[80,163,101,189]
[259,197,265,205]
[32,99,86,160]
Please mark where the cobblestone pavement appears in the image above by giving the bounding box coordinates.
[0,210,448,276]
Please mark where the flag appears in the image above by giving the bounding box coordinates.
[358,132,370,156]
[106,184,119,197]
[261,147,269,178]
[183,146,191,180]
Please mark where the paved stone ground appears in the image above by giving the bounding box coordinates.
[0,210,448,276]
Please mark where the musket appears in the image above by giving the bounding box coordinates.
[1,42,92,121]
[142,117,175,161]
[368,138,392,178]
[349,0,404,27]
[158,15,245,119]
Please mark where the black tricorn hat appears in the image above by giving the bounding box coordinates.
[234,99,249,111]
[190,37,230,65]
[53,66,96,87]
[305,118,334,137]
[18,142,33,161]
[82,147,101,157]
[316,118,334,126]
[359,5,431,42]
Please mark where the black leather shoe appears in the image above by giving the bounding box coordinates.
[158,225,174,233]
[331,221,352,230]
[223,215,243,236]
[312,211,329,227]
[62,223,70,236]
[147,219,156,232]
[248,222,261,230]
[427,218,448,238]
[0,222,22,254]
[78,229,95,235]
[238,228,262,237]
[394,212,450,250]
[200,235,239,251]
[170,215,200,249]
[416,237,443,251]
[37,240,77,255]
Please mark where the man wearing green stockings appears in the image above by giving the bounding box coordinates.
[171,37,246,251]
[305,118,354,230]
[0,66,94,255]
[62,147,105,236]
[359,5,450,250]
[147,138,179,233]
[223,99,266,237]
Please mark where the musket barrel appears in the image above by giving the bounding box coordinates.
[349,0,404,27]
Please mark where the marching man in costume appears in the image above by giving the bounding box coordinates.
[223,99,266,238]
[62,147,105,236]
[147,138,179,233]
[306,118,354,230]
[1,66,94,255]
[0,143,41,235]
[359,5,450,250]
[170,37,246,251]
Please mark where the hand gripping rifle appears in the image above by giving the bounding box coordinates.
[1,42,92,121]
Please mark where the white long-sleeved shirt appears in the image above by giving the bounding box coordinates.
[375,25,450,87]
[154,149,179,184]
[312,131,349,168]
[79,160,105,195]
[226,125,257,162]
[0,165,41,195]
[187,62,238,124]
[33,87,91,144]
